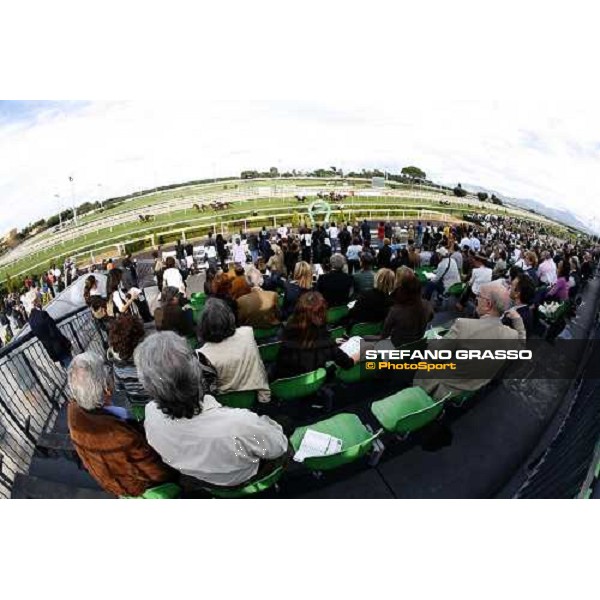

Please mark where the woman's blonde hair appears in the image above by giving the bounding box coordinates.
[374,268,395,295]
[293,261,313,289]
[394,265,414,289]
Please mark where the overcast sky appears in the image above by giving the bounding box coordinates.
[2,2,599,234]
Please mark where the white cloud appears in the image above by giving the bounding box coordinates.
[4,97,598,233]
[2,2,600,233]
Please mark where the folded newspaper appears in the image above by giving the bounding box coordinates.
[339,336,362,357]
[293,429,343,462]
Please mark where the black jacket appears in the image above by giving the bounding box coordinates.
[316,271,354,307]
[377,245,392,269]
[29,308,72,362]
[347,289,393,326]
[273,325,354,380]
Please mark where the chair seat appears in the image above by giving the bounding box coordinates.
[270,368,327,400]
[217,389,257,409]
[204,466,285,498]
[371,387,444,434]
[290,413,378,471]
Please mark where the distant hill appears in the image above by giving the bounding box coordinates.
[447,182,591,234]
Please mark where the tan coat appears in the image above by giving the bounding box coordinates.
[415,315,526,400]
[237,288,280,329]
[199,326,271,402]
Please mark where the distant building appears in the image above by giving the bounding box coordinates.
[1,228,17,244]
[372,176,386,188]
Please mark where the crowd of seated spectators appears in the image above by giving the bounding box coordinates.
[61,215,599,497]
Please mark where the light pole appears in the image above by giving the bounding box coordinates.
[54,194,62,228]
[69,175,78,226]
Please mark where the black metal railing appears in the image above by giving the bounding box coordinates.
[0,307,107,498]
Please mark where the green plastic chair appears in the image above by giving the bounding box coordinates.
[259,341,281,363]
[204,466,285,498]
[130,404,146,422]
[217,389,257,409]
[187,334,200,350]
[329,325,345,340]
[447,282,465,296]
[326,305,349,325]
[270,368,327,401]
[122,482,182,499]
[424,326,450,340]
[253,326,280,341]
[447,389,477,407]
[335,362,377,384]
[416,266,435,283]
[396,336,428,353]
[190,292,207,306]
[371,387,446,435]
[191,306,204,324]
[349,321,383,337]
[290,413,381,471]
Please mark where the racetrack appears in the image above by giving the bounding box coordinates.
[0,178,559,283]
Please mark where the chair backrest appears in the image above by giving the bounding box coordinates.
[122,482,181,499]
[326,305,349,324]
[336,362,377,384]
[329,325,345,340]
[424,326,449,340]
[270,368,327,400]
[350,321,383,337]
[130,404,146,422]
[393,400,445,434]
[190,292,207,307]
[191,306,204,324]
[396,336,428,353]
[447,282,465,296]
[447,389,476,406]
[206,466,285,498]
[258,341,281,363]
[217,389,257,409]
[371,386,443,434]
[187,335,200,350]
[253,326,280,341]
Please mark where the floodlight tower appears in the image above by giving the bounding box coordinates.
[54,194,62,228]
[69,175,78,226]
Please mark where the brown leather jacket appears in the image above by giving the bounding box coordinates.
[68,402,174,497]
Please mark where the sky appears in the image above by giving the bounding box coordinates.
[2,2,600,235]
[1,97,599,235]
